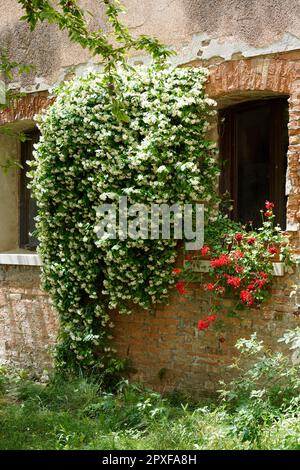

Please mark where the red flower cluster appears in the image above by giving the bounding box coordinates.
[232,250,244,259]
[204,283,215,291]
[197,319,209,330]
[210,254,231,268]
[240,290,254,306]
[235,264,244,273]
[203,283,225,294]
[265,211,273,217]
[176,201,285,333]
[200,245,210,256]
[197,314,217,331]
[268,246,279,255]
[226,275,242,289]
[172,268,182,274]
[264,201,275,218]
[175,281,187,295]
[234,233,243,243]
[265,201,274,210]
[245,272,269,294]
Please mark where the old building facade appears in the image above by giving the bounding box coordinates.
[0,0,299,395]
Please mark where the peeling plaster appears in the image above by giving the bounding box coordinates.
[8,32,300,95]
[174,32,300,64]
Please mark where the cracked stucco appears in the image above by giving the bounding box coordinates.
[0,0,299,92]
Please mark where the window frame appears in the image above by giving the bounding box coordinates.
[19,129,39,250]
[218,97,289,228]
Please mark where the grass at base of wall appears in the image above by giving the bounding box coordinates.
[0,371,300,450]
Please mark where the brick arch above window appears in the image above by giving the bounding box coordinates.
[206,57,299,99]
[0,91,54,126]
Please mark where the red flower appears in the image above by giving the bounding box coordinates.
[215,286,225,294]
[200,245,210,256]
[234,233,243,243]
[246,282,256,291]
[268,246,279,255]
[265,201,274,210]
[255,278,268,289]
[235,264,244,273]
[264,211,273,217]
[172,268,181,274]
[240,290,254,306]
[207,314,217,323]
[232,250,244,259]
[176,281,187,295]
[210,254,231,268]
[247,237,255,245]
[185,255,192,262]
[260,271,269,278]
[204,283,215,291]
[227,275,242,289]
[197,319,209,331]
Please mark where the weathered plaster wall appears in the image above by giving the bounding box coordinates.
[0,0,300,91]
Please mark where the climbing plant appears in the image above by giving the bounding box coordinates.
[30,65,220,371]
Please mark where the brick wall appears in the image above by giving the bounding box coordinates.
[0,265,58,373]
[110,272,299,397]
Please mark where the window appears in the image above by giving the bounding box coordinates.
[219,98,288,228]
[19,129,39,249]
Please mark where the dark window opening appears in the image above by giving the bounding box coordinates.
[219,98,289,228]
[20,129,40,249]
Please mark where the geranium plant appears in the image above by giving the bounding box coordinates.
[174,202,294,331]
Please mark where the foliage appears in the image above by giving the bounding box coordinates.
[2,342,300,450]
[219,330,300,444]
[30,65,219,371]
[175,202,294,330]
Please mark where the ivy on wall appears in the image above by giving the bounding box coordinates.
[30,65,220,371]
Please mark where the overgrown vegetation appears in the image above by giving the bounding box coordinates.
[30,66,219,371]
[1,330,300,450]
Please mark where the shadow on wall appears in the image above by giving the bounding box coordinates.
[0,20,64,90]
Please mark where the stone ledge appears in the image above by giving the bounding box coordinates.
[185,259,286,276]
[0,253,42,266]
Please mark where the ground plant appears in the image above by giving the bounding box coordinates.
[1,329,300,450]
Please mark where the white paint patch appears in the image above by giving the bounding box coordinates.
[0,80,5,104]
[0,253,42,266]
[174,32,300,64]
[10,32,300,95]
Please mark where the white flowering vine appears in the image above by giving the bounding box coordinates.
[30,65,220,371]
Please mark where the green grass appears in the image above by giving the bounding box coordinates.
[0,371,300,450]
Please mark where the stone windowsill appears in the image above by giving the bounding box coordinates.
[185,259,286,276]
[0,251,42,266]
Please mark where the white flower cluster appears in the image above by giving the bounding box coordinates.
[29,65,219,370]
